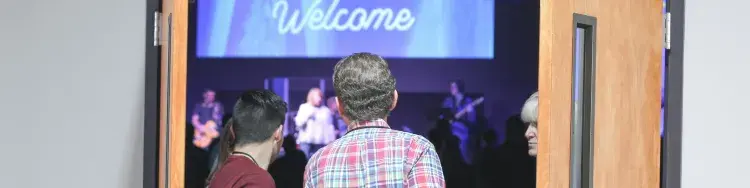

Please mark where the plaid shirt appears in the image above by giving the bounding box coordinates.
[303,119,445,188]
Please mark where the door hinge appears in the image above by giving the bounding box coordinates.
[153,11,162,46]
[664,12,671,50]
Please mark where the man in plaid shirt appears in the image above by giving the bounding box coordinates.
[303,53,446,188]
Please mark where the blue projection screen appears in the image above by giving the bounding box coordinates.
[197,0,495,59]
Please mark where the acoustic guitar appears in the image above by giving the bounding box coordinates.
[193,120,219,149]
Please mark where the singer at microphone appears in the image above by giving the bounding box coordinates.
[294,88,336,158]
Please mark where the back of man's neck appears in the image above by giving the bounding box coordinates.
[343,118,388,130]
[234,143,272,170]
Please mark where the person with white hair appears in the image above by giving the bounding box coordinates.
[294,88,336,158]
[521,92,539,157]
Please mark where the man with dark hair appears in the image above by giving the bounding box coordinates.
[442,80,479,164]
[207,90,287,188]
[191,89,225,169]
[192,89,224,133]
[443,80,476,122]
[303,53,445,187]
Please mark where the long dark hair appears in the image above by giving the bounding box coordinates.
[205,118,237,187]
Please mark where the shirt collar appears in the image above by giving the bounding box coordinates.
[347,119,390,131]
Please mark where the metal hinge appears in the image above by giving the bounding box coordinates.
[153,11,162,46]
[664,12,671,50]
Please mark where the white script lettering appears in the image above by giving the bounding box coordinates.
[272,0,416,35]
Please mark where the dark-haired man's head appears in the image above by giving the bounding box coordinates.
[333,52,398,124]
[204,89,216,103]
[231,89,288,167]
[449,80,465,96]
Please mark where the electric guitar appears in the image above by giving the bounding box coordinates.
[452,97,485,122]
[193,120,219,149]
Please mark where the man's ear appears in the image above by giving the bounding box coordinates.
[274,125,283,141]
[390,90,398,111]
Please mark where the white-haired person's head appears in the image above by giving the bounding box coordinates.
[521,91,539,157]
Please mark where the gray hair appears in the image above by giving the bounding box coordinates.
[520,92,539,124]
[333,53,396,122]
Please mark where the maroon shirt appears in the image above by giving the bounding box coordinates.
[209,155,275,188]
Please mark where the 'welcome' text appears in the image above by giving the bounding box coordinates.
[272,0,416,35]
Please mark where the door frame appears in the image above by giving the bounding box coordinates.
[662,0,685,187]
[144,0,190,187]
[143,0,161,188]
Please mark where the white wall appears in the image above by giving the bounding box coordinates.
[0,0,145,187]
[682,0,750,187]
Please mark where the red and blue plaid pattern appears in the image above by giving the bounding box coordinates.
[303,119,445,188]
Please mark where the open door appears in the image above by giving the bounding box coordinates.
[158,0,188,187]
[537,0,663,187]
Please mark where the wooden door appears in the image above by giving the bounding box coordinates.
[537,0,663,187]
[158,0,188,187]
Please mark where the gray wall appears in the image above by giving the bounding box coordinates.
[683,0,750,187]
[0,0,145,187]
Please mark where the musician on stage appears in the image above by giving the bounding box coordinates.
[442,80,479,164]
[294,88,336,158]
[191,89,225,170]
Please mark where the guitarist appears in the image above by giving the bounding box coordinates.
[442,80,479,165]
[191,89,225,169]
